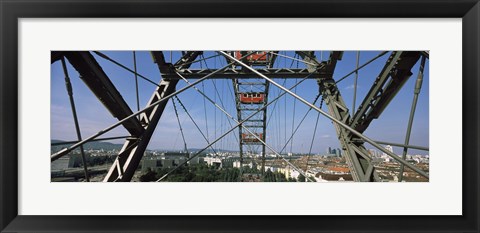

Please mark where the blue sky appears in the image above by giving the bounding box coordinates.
[51,51,429,156]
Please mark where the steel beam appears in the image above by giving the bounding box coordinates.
[60,57,90,182]
[374,141,429,151]
[103,78,179,182]
[261,82,269,175]
[104,51,201,182]
[273,51,317,66]
[174,51,203,70]
[51,136,130,146]
[297,51,375,181]
[63,52,144,136]
[295,51,320,72]
[232,79,244,173]
[150,51,173,74]
[399,55,427,181]
[226,50,428,181]
[161,68,329,79]
[350,51,422,133]
[319,78,375,181]
[157,76,313,182]
[51,51,65,64]
[232,73,269,177]
[51,52,244,161]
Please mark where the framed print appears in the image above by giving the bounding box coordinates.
[1,0,479,232]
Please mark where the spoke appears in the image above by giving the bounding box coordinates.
[335,51,389,83]
[157,74,313,182]
[200,54,240,145]
[289,79,299,153]
[399,55,427,181]
[270,51,317,66]
[133,51,140,112]
[199,56,210,143]
[280,94,321,155]
[177,54,222,67]
[93,51,161,87]
[306,98,323,173]
[172,98,188,153]
[220,50,429,179]
[51,136,130,146]
[60,57,90,182]
[352,51,360,113]
[51,52,260,161]
[175,96,218,155]
[375,141,429,151]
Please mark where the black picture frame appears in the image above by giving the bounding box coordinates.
[1,0,479,232]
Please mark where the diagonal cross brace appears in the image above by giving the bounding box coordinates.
[63,51,144,136]
[350,51,421,133]
[104,51,200,182]
[103,78,179,182]
[297,51,376,181]
[319,78,376,181]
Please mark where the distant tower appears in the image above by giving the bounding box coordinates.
[382,145,394,157]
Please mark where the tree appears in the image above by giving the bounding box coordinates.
[298,174,306,182]
[140,168,158,182]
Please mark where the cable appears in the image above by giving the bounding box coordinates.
[280,93,322,155]
[52,51,261,161]
[157,73,314,182]
[133,51,140,113]
[60,57,90,182]
[201,54,240,147]
[289,79,298,153]
[335,51,388,84]
[175,96,218,156]
[306,98,324,173]
[172,98,188,153]
[200,59,210,144]
[352,51,360,114]
[93,51,160,87]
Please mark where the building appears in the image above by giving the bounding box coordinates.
[141,158,161,173]
[141,157,187,173]
[382,145,394,157]
[335,148,342,157]
[233,161,253,169]
[204,157,223,168]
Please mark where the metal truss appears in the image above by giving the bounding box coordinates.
[221,50,428,182]
[319,77,378,181]
[350,52,422,133]
[307,51,422,181]
[51,50,428,182]
[233,77,269,176]
[295,51,423,181]
[156,74,314,182]
[104,51,201,181]
[303,51,379,181]
[62,52,145,137]
[161,68,330,79]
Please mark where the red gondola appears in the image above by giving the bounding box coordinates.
[234,51,269,64]
[242,133,263,143]
[239,93,265,104]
